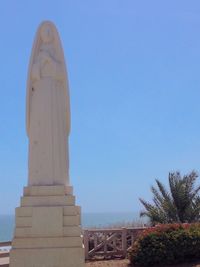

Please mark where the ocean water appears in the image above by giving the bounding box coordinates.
[0,212,144,242]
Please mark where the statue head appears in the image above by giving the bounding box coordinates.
[40,23,54,44]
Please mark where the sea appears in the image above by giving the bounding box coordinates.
[0,212,145,242]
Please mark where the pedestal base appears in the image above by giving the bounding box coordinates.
[10,185,85,267]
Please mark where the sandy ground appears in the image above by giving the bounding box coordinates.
[1,258,200,267]
[86,259,130,267]
[85,259,200,267]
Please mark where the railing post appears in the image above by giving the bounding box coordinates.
[131,230,134,247]
[94,234,97,249]
[84,230,89,260]
[122,227,127,258]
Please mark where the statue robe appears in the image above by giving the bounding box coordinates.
[28,46,69,186]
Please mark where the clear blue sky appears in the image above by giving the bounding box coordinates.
[1,0,200,214]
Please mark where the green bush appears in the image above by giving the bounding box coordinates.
[128,224,200,266]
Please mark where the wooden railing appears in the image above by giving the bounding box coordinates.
[0,242,11,258]
[0,241,11,267]
[83,227,146,260]
[0,227,146,264]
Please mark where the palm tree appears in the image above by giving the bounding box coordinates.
[140,171,200,225]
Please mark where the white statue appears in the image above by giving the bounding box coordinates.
[26,21,70,186]
[10,21,84,267]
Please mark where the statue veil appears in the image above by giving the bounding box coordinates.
[26,21,70,137]
[26,21,71,186]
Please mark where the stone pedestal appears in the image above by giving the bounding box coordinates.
[10,185,85,267]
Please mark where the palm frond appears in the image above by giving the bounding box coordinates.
[139,171,200,224]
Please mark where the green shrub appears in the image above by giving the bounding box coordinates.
[128,223,200,266]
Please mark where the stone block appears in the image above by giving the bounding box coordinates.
[15,226,82,238]
[14,227,32,238]
[32,207,63,237]
[63,215,80,226]
[78,214,81,225]
[12,236,83,249]
[63,206,80,216]
[16,216,32,227]
[15,207,32,217]
[24,185,73,196]
[63,226,82,237]
[21,195,75,207]
[76,205,81,215]
[10,247,85,267]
